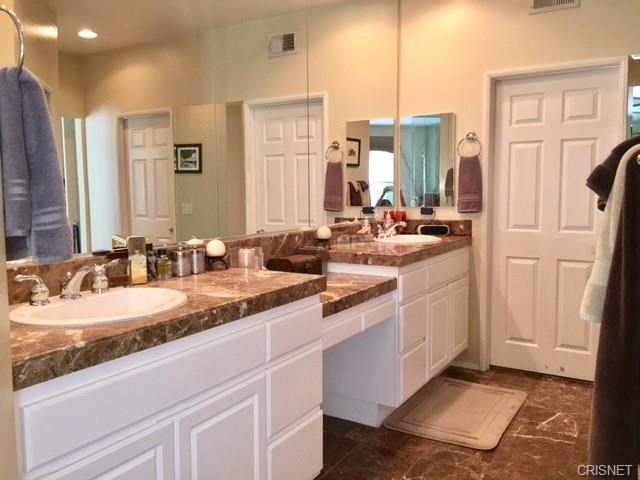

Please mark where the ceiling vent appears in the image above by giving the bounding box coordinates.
[267,33,296,57]
[529,0,580,14]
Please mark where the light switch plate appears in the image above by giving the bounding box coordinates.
[181,203,193,215]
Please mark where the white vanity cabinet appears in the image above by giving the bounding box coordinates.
[326,246,470,426]
[14,296,323,480]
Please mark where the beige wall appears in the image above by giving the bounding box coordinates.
[400,0,640,366]
[0,3,20,476]
[173,103,219,239]
[58,52,85,117]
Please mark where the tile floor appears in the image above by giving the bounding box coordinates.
[319,366,592,479]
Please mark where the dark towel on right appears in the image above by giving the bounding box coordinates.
[457,155,482,213]
[324,161,343,212]
[588,157,640,478]
[586,134,640,211]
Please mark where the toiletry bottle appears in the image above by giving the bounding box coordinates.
[130,249,148,285]
[146,243,158,281]
[157,249,172,280]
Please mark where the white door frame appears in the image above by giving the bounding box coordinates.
[116,108,175,238]
[243,93,328,234]
[478,56,628,371]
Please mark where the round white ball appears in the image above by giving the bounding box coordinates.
[316,226,332,240]
[206,239,226,257]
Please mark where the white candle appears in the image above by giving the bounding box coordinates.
[316,226,332,240]
[206,239,226,257]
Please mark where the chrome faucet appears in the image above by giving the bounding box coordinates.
[14,274,50,306]
[60,261,118,300]
[60,265,95,300]
[377,221,407,239]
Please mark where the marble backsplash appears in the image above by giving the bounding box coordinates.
[6,222,363,305]
[6,220,471,305]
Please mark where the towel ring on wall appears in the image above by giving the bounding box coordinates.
[0,4,26,72]
[457,132,482,157]
[325,140,344,163]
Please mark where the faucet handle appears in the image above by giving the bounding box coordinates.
[14,274,50,306]
[92,264,110,294]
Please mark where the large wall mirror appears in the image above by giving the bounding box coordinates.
[13,0,401,256]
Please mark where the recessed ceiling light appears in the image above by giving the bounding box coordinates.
[77,29,98,39]
[631,53,640,61]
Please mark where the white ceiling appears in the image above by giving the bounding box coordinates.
[47,0,339,55]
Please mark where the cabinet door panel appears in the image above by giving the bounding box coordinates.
[177,375,265,480]
[268,345,322,438]
[401,341,428,402]
[428,287,450,378]
[449,276,469,359]
[399,295,428,353]
[49,422,174,480]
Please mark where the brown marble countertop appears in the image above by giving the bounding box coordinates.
[10,269,325,391]
[327,235,471,267]
[321,273,397,318]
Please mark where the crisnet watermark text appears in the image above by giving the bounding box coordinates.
[577,464,637,477]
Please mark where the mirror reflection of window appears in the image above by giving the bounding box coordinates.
[369,150,394,207]
[630,85,640,136]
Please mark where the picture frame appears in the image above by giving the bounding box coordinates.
[345,137,361,167]
[174,144,202,173]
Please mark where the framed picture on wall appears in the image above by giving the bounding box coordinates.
[346,138,361,168]
[174,144,202,173]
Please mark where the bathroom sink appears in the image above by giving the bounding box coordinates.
[374,234,442,245]
[10,287,187,328]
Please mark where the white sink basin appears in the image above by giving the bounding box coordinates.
[10,287,187,328]
[374,234,442,245]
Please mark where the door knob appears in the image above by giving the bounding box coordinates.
[169,227,175,233]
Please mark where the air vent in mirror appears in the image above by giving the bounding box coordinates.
[268,33,296,57]
[529,0,579,14]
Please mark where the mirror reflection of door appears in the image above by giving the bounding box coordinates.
[124,114,177,246]
[61,117,91,253]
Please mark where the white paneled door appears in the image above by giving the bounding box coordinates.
[124,114,176,245]
[490,66,623,380]
[249,99,323,233]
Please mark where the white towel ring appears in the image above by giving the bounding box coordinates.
[457,132,482,157]
[0,5,26,72]
[325,140,344,163]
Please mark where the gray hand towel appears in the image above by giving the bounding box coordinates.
[0,67,31,258]
[324,161,343,212]
[0,67,73,263]
[457,155,482,213]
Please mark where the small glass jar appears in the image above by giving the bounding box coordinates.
[156,249,172,280]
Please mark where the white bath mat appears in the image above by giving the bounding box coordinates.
[384,377,527,450]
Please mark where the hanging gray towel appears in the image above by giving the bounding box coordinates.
[457,155,482,213]
[0,67,31,258]
[324,161,343,212]
[0,67,72,263]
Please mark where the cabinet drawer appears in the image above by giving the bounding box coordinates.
[363,299,395,329]
[267,304,322,360]
[268,410,323,480]
[268,345,322,438]
[323,314,361,350]
[47,422,175,480]
[399,295,428,353]
[399,266,428,302]
[19,324,265,472]
[427,250,468,291]
[400,341,428,402]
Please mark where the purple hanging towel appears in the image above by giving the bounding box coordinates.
[457,155,482,213]
[324,161,343,212]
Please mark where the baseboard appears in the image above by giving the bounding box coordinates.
[450,360,481,371]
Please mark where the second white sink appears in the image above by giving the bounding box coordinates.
[10,287,187,328]
[374,234,442,245]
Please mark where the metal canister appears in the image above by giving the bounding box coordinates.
[170,244,192,277]
[190,246,206,274]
